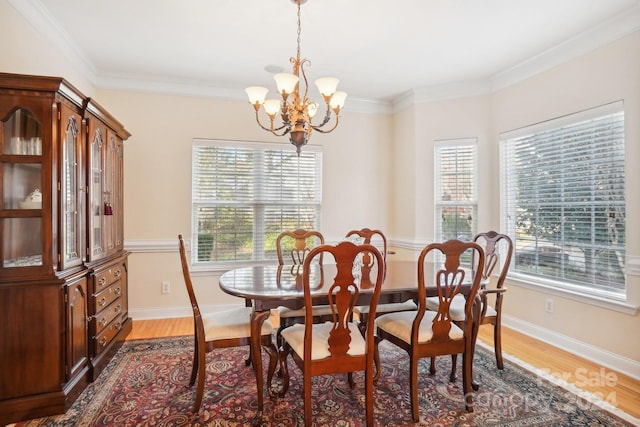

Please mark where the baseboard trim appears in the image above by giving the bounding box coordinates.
[503,314,640,381]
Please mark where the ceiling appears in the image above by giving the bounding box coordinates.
[11,0,640,108]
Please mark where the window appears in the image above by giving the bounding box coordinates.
[435,139,478,242]
[501,101,625,297]
[192,139,322,267]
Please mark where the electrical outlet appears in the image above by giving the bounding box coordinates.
[161,281,171,294]
[545,298,554,313]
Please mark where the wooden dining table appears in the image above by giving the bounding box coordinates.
[218,260,480,423]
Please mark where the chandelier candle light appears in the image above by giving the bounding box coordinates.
[245,0,347,154]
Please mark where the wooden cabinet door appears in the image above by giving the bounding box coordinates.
[65,277,88,381]
[0,95,52,280]
[0,283,63,400]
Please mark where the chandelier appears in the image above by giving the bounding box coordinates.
[245,0,347,154]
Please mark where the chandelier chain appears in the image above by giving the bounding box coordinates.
[296,3,302,61]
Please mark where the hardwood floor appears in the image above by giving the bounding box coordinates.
[128,317,640,420]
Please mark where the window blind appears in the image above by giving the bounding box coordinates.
[435,139,478,242]
[192,140,322,265]
[501,101,626,296]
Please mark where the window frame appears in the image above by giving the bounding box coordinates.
[500,101,627,303]
[191,139,322,271]
[434,138,479,243]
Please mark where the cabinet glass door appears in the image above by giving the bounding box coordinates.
[104,134,116,253]
[114,138,124,250]
[89,127,104,260]
[60,111,83,269]
[1,108,44,269]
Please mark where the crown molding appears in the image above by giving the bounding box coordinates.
[96,73,393,115]
[390,3,640,111]
[489,3,640,92]
[14,0,639,115]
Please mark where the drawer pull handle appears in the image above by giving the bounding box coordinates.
[99,317,108,327]
[115,322,122,330]
[115,304,122,314]
[114,287,122,296]
[114,269,122,278]
[98,297,107,307]
[98,277,106,287]
[99,336,108,348]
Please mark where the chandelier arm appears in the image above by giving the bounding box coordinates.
[254,111,290,135]
[310,104,333,128]
[311,115,340,134]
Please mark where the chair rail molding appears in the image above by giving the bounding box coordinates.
[125,239,182,253]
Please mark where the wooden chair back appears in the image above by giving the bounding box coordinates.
[416,239,485,345]
[345,228,388,267]
[471,231,513,320]
[472,231,514,369]
[178,234,278,414]
[178,234,205,349]
[296,241,384,425]
[302,241,384,359]
[472,231,513,290]
[276,228,324,265]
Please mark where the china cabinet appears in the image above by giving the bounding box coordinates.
[0,73,131,424]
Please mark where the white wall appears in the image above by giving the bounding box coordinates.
[400,32,640,372]
[491,32,640,367]
[1,0,638,376]
[93,88,392,316]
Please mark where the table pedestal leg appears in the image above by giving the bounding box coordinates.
[250,309,272,425]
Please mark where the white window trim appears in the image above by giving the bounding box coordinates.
[507,273,638,315]
[191,138,322,271]
[434,138,479,242]
[500,101,630,307]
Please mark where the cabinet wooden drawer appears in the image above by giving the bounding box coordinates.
[94,300,123,335]
[93,282,123,313]
[93,318,124,356]
[94,264,124,292]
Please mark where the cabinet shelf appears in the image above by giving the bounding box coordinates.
[0,209,42,217]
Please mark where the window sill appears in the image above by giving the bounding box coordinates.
[507,273,639,316]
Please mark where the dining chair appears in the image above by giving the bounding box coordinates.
[375,239,485,420]
[426,231,513,378]
[275,229,333,343]
[347,228,417,379]
[276,228,325,265]
[278,240,384,427]
[178,234,278,413]
[349,228,418,332]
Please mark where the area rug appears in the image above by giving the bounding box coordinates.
[10,336,638,426]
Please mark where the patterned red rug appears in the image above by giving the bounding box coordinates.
[11,336,637,426]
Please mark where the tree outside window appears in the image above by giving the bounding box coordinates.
[501,102,625,296]
[192,140,321,266]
